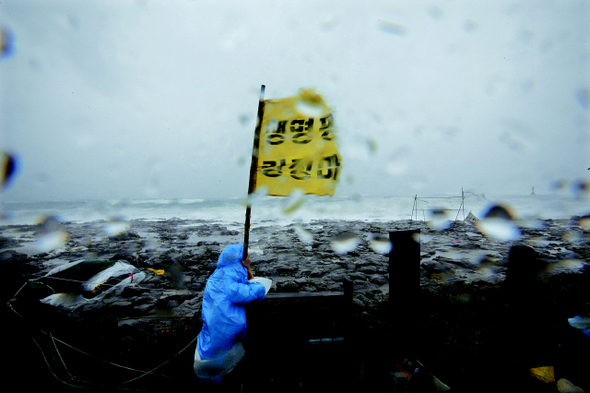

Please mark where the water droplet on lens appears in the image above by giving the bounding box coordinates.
[385,161,407,176]
[577,215,590,230]
[34,216,68,253]
[320,14,340,31]
[295,89,329,117]
[296,99,325,117]
[563,230,582,244]
[545,259,586,274]
[35,215,61,232]
[238,113,251,126]
[244,186,269,207]
[366,138,378,154]
[385,147,409,175]
[427,208,452,231]
[0,27,15,60]
[368,234,392,254]
[416,233,430,243]
[477,266,496,281]
[294,225,314,245]
[575,87,590,110]
[463,20,479,33]
[102,217,130,236]
[331,232,360,255]
[282,189,305,215]
[571,180,589,200]
[476,204,521,241]
[483,205,514,220]
[36,231,69,253]
[1,152,18,191]
[378,20,408,36]
[266,119,278,133]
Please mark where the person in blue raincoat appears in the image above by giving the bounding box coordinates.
[194,243,266,382]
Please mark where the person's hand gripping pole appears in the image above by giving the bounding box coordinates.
[242,254,254,280]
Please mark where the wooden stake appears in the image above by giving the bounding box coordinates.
[243,85,266,261]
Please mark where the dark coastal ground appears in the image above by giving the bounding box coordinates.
[1,216,589,392]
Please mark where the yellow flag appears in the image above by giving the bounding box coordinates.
[255,89,341,197]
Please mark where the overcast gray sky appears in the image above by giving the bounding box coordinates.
[1,0,588,202]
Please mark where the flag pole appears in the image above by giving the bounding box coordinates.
[243,85,266,261]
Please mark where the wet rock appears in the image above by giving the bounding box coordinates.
[0,236,20,248]
[369,274,388,286]
[275,278,300,292]
[3,217,589,353]
[359,265,377,274]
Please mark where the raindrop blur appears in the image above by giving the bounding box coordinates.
[368,234,392,254]
[102,217,131,236]
[266,119,279,133]
[331,232,360,255]
[378,20,407,36]
[294,224,314,245]
[462,20,479,33]
[385,161,407,176]
[0,27,14,60]
[571,179,589,200]
[367,138,378,154]
[385,147,409,175]
[238,113,251,126]
[412,232,424,244]
[575,88,590,110]
[519,218,546,230]
[476,256,496,269]
[320,14,340,31]
[431,271,455,285]
[34,216,68,253]
[1,152,18,191]
[426,208,452,231]
[476,204,521,241]
[577,215,590,231]
[281,189,305,215]
[244,186,269,207]
[36,231,69,253]
[482,205,514,220]
[296,99,325,118]
[427,6,444,20]
[499,131,526,151]
[476,267,496,281]
[36,215,62,232]
[563,230,582,244]
[545,259,586,274]
[295,89,329,117]
[550,179,590,199]
[550,179,568,192]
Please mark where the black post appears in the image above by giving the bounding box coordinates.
[389,229,421,358]
[243,85,266,261]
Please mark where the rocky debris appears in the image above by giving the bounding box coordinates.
[2,217,588,319]
[1,217,589,391]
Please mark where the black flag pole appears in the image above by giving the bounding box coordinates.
[243,85,266,261]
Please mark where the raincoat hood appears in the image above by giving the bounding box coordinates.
[217,243,243,268]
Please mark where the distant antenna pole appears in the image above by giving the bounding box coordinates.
[455,187,465,221]
[462,188,465,219]
[243,85,266,261]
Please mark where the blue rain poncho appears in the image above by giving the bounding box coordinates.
[195,244,265,377]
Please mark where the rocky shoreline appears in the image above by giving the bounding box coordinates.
[2,216,589,391]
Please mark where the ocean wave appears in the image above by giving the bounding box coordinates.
[1,194,587,226]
